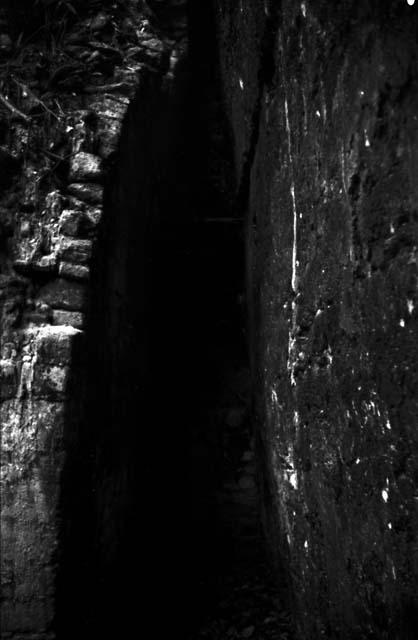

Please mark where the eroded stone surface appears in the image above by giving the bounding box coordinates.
[67,182,104,205]
[216,1,418,637]
[37,279,86,312]
[0,326,80,635]
[51,310,84,329]
[58,262,90,281]
[69,152,103,183]
[57,238,93,265]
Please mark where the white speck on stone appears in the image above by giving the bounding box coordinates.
[388,522,392,529]
[390,223,395,234]
[301,2,307,17]
[407,0,415,6]
[399,318,405,327]
[315,110,321,117]
[364,130,371,147]
[304,539,308,549]
[356,458,360,464]
[271,389,278,404]
[359,90,365,97]
[407,299,414,314]
[382,489,389,503]
[239,77,244,90]
[386,419,391,430]
[315,309,322,317]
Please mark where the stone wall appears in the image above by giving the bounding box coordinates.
[215,0,418,638]
[0,2,186,636]
[0,1,258,635]
[3,1,418,637]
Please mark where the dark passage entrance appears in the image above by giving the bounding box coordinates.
[144,2,258,630]
[55,5,289,639]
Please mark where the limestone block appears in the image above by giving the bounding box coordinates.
[34,324,81,366]
[59,208,102,237]
[86,207,102,226]
[37,279,86,311]
[59,209,84,237]
[90,95,129,158]
[32,364,69,399]
[57,238,93,265]
[1,399,65,633]
[69,152,103,183]
[97,117,124,158]
[0,399,65,483]
[51,309,84,329]
[59,262,90,281]
[23,301,53,326]
[12,190,63,275]
[67,183,103,204]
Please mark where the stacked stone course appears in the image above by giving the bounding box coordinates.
[0,3,186,636]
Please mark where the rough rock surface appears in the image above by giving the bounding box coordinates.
[215,0,418,638]
[2,1,418,639]
[0,1,187,637]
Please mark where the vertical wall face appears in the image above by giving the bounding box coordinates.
[1,326,83,638]
[215,0,418,637]
[0,3,186,636]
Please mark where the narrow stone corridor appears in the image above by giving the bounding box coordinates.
[49,3,280,636]
[1,2,418,639]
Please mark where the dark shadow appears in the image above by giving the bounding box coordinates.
[54,3,255,638]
